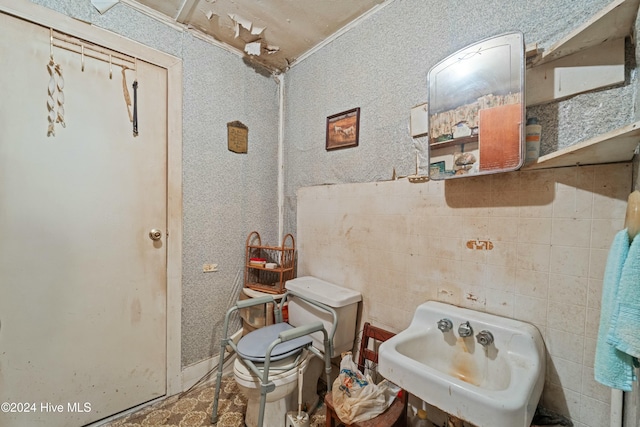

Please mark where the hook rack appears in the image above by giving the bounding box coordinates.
[45,28,139,136]
[50,29,136,73]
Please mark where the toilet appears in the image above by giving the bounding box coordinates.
[233,276,362,427]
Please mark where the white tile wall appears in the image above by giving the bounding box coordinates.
[296,162,632,427]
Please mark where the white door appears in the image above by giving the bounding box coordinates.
[0,11,167,427]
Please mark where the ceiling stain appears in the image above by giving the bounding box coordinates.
[129,0,387,73]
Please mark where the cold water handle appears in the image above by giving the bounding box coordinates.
[476,330,494,347]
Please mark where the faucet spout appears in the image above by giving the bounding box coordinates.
[458,321,473,337]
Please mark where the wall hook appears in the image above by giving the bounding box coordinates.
[109,53,113,79]
[132,80,138,136]
[81,45,85,72]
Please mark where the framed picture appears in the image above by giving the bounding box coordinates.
[326,107,360,151]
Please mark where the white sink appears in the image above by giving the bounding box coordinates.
[379,301,545,427]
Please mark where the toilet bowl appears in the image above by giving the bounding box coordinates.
[234,350,312,427]
[232,276,361,427]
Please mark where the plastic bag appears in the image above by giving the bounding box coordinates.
[331,352,398,424]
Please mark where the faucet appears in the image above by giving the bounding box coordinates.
[437,318,453,332]
[476,330,494,347]
[458,321,473,337]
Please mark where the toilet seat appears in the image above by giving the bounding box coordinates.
[233,349,311,388]
[237,322,313,362]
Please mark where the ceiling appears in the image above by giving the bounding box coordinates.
[128,0,387,73]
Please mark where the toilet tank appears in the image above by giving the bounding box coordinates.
[285,276,361,357]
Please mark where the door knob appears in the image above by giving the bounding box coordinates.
[149,229,162,241]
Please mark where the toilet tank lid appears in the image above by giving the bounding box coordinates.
[285,276,362,307]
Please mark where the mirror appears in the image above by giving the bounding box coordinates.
[427,32,525,179]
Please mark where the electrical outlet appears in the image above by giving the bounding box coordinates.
[203,263,218,272]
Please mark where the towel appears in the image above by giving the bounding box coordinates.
[594,229,636,391]
[608,229,640,360]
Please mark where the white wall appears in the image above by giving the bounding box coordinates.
[297,162,632,427]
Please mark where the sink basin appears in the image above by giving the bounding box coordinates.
[379,301,545,427]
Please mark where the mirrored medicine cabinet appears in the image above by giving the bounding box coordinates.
[427,32,525,180]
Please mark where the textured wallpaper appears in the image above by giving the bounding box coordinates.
[282,0,635,237]
[179,34,280,367]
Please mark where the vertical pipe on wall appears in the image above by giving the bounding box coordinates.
[612,388,623,426]
[276,74,285,242]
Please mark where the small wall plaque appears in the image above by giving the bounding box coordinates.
[227,121,248,153]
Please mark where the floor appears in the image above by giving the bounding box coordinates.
[102,374,570,427]
[105,375,327,427]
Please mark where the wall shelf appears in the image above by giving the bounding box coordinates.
[524,0,639,106]
[430,135,478,150]
[525,38,625,107]
[518,0,640,170]
[522,121,640,170]
[418,0,640,172]
[244,231,295,294]
[526,0,640,67]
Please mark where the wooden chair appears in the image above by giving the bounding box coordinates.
[324,322,408,427]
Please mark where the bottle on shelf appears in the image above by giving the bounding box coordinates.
[525,117,542,164]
